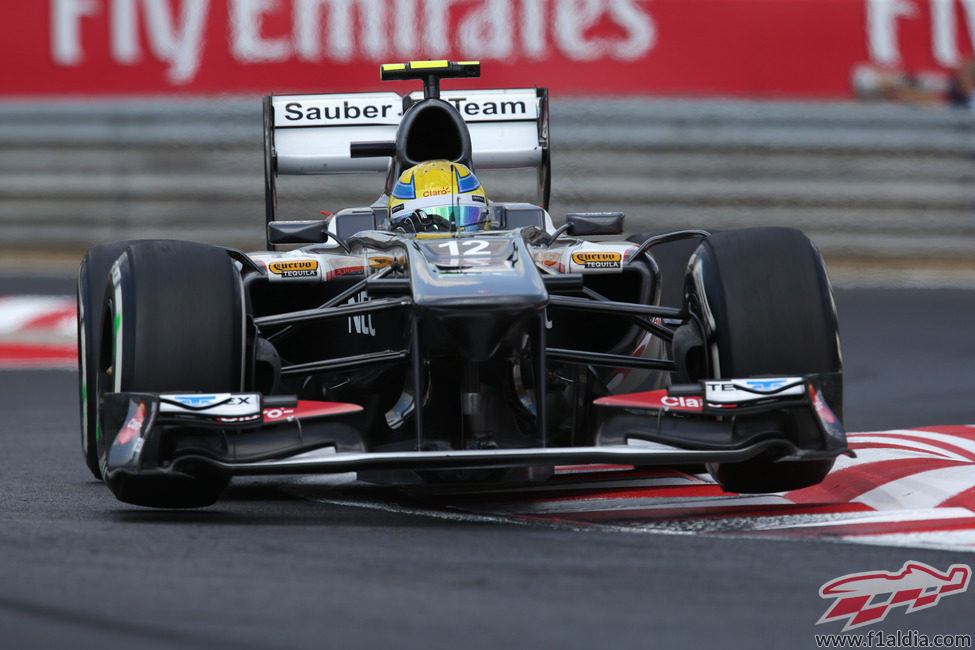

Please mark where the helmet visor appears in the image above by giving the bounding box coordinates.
[424,205,489,231]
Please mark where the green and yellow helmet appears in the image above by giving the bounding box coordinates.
[388,160,489,232]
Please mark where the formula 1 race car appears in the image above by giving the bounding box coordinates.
[77,61,848,508]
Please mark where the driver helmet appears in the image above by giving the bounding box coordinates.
[388,160,489,232]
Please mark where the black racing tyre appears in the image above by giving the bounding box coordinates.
[96,240,246,508]
[685,227,842,493]
[78,242,131,479]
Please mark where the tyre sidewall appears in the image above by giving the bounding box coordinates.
[77,241,131,479]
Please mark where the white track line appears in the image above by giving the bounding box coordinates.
[853,466,975,511]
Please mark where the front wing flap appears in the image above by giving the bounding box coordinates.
[99,392,366,481]
[594,373,849,458]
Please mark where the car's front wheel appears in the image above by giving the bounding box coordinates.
[684,227,843,493]
[96,240,246,508]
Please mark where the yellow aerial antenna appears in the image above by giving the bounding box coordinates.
[380,60,481,99]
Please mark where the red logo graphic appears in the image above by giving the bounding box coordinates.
[117,402,146,445]
[818,561,971,631]
[809,385,835,424]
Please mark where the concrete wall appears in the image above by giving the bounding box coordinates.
[2,98,973,260]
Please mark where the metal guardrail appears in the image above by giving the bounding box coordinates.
[1,98,974,257]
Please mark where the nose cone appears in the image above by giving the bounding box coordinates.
[419,303,544,362]
[408,235,548,362]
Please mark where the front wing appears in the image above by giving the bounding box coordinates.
[99,374,850,483]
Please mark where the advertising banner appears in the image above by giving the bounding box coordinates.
[2,0,975,97]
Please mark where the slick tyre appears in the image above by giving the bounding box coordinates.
[78,242,131,479]
[96,240,246,508]
[686,227,842,493]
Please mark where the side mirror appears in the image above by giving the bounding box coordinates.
[565,212,624,236]
[267,220,329,244]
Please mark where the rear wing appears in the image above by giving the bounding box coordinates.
[263,87,550,226]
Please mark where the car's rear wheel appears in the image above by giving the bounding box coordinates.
[96,240,246,508]
[685,227,842,493]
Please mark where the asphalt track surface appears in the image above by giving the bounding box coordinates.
[2,274,974,649]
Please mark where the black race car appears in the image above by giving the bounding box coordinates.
[77,61,847,508]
